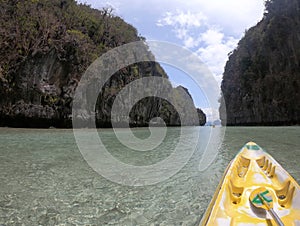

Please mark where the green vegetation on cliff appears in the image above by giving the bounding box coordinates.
[220,0,300,126]
[0,0,140,81]
[0,0,206,127]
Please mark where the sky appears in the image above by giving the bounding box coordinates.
[77,0,265,121]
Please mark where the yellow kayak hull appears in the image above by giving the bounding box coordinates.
[200,142,300,226]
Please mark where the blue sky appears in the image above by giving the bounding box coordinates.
[77,0,265,121]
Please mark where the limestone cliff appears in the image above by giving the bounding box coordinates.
[220,0,300,126]
[0,0,206,127]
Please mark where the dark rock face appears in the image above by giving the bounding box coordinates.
[0,50,76,128]
[197,108,206,126]
[220,0,300,126]
[0,1,206,128]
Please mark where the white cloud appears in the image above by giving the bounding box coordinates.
[184,36,198,49]
[201,29,224,46]
[202,107,220,121]
[157,10,206,48]
[157,10,206,28]
[157,11,239,82]
[165,0,264,35]
[197,29,239,79]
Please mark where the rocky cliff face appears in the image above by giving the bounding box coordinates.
[0,0,206,128]
[220,0,300,126]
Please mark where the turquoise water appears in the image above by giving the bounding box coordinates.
[0,127,299,225]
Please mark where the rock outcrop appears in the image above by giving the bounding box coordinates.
[0,0,206,128]
[220,0,300,126]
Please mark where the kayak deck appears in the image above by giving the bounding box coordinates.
[200,142,300,226]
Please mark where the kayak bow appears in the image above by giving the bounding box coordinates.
[200,142,300,226]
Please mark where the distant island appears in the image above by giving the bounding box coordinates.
[220,0,300,126]
[0,0,206,128]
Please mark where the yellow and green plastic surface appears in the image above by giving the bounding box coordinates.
[200,142,300,226]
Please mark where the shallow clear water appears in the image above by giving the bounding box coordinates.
[0,127,299,225]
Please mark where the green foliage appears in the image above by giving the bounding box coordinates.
[0,0,141,79]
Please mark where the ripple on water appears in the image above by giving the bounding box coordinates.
[0,127,299,225]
